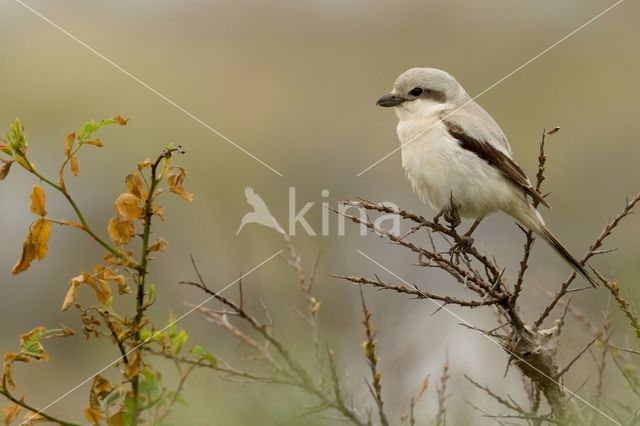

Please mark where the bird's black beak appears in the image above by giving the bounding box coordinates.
[376,93,406,107]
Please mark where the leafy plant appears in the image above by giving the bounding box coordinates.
[0,117,212,425]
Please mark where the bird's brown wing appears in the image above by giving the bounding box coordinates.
[444,120,550,208]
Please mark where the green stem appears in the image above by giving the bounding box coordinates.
[130,152,167,425]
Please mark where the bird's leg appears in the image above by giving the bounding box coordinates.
[433,208,446,224]
[464,218,482,239]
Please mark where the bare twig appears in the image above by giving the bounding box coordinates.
[359,288,389,426]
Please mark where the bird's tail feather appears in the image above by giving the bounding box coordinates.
[536,226,599,287]
[512,203,599,287]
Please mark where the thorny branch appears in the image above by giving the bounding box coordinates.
[334,128,640,424]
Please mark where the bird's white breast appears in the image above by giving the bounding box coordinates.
[397,116,515,219]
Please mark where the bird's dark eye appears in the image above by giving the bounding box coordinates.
[409,87,423,97]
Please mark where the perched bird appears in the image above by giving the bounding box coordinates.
[376,67,597,286]
[236,186,283,235]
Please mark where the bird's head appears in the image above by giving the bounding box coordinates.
[377,68,464,119]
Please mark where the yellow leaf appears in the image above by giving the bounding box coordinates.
[21,410,45,423]
[0,159,13,181]
[11,240,36,275]
[96,266,128,295]
[107,412,124,426]
[167,167,194,202]
[124,351,139,379]
[152,206,166,220]
[61,277,81,311]
[125,173,146,199]
[19,326,46,348]
[0,402,21,425]
[11,219,52,275]
[84,407,103,425]
[31,219,52,260]
[30,185,47,216]
[84,138,104,147]
[91,374,113,399]
[70,154,80,176]
[108,217,134,245]
[137,158,151,170]
[114,193,142,221]
[90,279,112,305]
[63,132,75,155]
[114,115,129,126]
[148,238,168,253]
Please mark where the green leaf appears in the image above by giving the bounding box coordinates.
[190,345,217,368]
[138,368,162,401]
[77,116,123,142]
[139,328,153,341]
[6,118,27,154]
[170,329,188,354]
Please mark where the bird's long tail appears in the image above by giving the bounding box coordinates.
[512,203,599,287]
[536,226,599,287]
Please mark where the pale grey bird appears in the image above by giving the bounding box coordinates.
[376,67,597,286]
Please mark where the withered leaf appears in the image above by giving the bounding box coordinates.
[19,326,48,361]
[108,217,135,245]
[124,351,139,379]
[137,158,151,170]
[70,154,80,177]
[63,132,75,155]
[114,115,129,126]
[0,159,13,181]
[62,272,113,310]
[11,219,52,275]
[167,167,194,202]
[61,276,81,311]
[107,411,125,426]
[114,193,142,221]
[22,411,46,423]
[152,206,166,220]
[125,173,146,199]
[91,374,113,400]
[148,238,168,253]
[31,219,52,260]
[84,407,103,425]
[84,138,104,147]
[0,402,21,425]
[30,185,47,216]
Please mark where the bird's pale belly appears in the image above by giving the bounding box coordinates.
[400,131,515,219]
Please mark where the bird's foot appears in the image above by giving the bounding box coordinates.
[444,207,461,229]
[443,192,462,229]
[450,235,474,256]
[448,219,482,260]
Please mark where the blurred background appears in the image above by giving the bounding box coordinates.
[0,0,638,424]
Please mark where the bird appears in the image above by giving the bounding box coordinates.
[376,67,598,287]
[236,186,283,235]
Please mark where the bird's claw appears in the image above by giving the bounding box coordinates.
[450,235,474,254]
[444,208,461,229]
